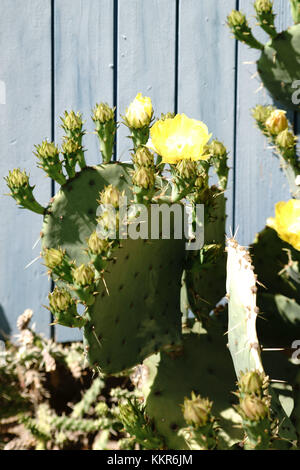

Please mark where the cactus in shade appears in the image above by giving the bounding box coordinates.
[227,1,300,110]
[226,238,298,449]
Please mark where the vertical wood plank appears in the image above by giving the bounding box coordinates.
[0,0,52,337]
[117,0,177,160]
[54,0,114,341]
[234,0,293,246]
[178,0,237,230]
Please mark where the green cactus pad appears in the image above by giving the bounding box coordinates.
[141,323,243,450]
[257,25,300,110]
[185,192,226,319]
[42,163,185,374]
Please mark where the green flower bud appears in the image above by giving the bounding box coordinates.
[99,185,122,209]
[92,102,115,123]
[176,159,197,180]
[239,395,269,422]
[265,110,288,135]
[254,0,273,13]
[132,167,155,189]
[252,105,275,125]
[238,371,265,395]
[209,140,227,157]
[227,10,247,27]
[88,231,111,255]
[276,129,296,149]
[35,141,59,160]
[49,287,74,312]
[183,392,212,428]
[43,248,65,270]
[132,147,154,168]
[72,264,95,286]
[61,110,83,132]
[6,168,29,188]
[62,138,81,155]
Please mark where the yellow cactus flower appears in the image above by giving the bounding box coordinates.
[125,93,153,129]
[265,110,288,135]
[267,200,300,251]
[149,114,212,164]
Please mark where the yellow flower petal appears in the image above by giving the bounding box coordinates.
[125,93,153,129]
[149,113,212,164]
[267,199,300,250]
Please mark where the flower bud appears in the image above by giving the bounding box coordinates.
[92,102,115,123]
[239,395,269,421]
[61,110,83,132]
[265,110,288,135]
[62,138,81,155]
[252,105,275,125]
[276,129,296,149]
[183,393,212,428]
[88,231,111,255]
[99,185,122,209]
[132,167,155,189]
[227,10,247,27]
[72,264,95,286]
[176,159,197,180]
[6,168,29,188]
[43,248,65,270]
[125,93,153,129]
[254,0,273,13]
[208,140,227,157]
[238,371,265,395]
[49,287,74,312]
[35,141,59,160]
[132,147,154,168]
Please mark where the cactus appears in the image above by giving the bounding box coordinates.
[226,238,298,448]
[227,1,300,110]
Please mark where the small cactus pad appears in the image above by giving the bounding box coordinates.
[141,323,243,450]
[257,25,300,110]
[42,163,185,374]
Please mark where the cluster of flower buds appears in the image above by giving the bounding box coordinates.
[131,147,156,203]
[60,110,86,169]
[48,286,86,328]
[5,168,45,214]
[61,137,83,178]
[34,141,66,185]
[235,370,272,449]
[124,93,153,150]
[92,103,116,163]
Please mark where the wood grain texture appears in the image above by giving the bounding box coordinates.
[0,0,52,337]
[117,0,176,161]
[54,0,114,341]
[177,0,236,231]
[234,0,293,246]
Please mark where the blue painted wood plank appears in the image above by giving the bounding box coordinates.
[234,0,293,246]
[117,0,177,161]
[177,0,236,232]
[0,0,52,338]
[54,0,114,341]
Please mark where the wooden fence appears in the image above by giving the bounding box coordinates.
[0,0,294,340]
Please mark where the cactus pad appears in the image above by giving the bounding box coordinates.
[42,163,185,374]
[257,25,300,110]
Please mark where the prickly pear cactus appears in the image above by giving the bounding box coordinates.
[227,1,300,110]
[6,95,230,376]
[226,238,298,448]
